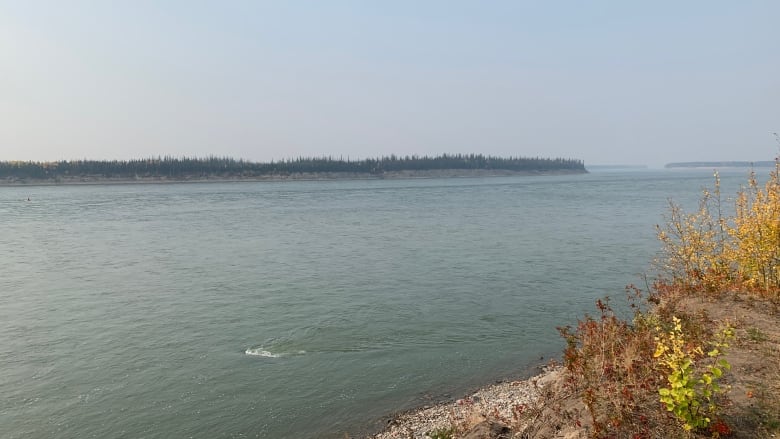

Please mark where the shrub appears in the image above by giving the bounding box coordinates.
[729,165,780,295]
[657,161,780,298]
[654,316,733,432]
[555,154,779,438]
[656,177,732,293]
[558,293,670,437]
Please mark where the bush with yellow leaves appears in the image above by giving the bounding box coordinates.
[657,160,780,298]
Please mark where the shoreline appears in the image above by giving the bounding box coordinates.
[362,364,563,439]
[0,169,587,187]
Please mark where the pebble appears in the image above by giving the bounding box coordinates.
[366,366,561,439]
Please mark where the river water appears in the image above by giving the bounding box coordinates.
[0,169,753,438]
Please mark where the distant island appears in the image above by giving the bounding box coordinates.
[665,160,776,169]
[0,154,586,185]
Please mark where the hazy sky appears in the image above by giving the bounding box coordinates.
[2,1,778,167]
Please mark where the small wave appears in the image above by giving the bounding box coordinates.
[244,348,307,358]
[245,348,281,358]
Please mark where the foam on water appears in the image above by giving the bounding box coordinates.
[245,347,307,357]
[245,348,280,358]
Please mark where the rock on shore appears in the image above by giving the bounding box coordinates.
[367,366,563,439]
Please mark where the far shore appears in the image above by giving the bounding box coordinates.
[0,168,587,187]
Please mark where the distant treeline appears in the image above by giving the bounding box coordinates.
[665,161,776,169]
[0,154,585,180]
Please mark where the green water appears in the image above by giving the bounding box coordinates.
[0,169,749,438]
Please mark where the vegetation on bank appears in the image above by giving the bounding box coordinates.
[0,154,585,181]
[539,160,779,438]
[422,160,779,439]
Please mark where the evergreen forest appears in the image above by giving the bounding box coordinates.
[0,154,585,181]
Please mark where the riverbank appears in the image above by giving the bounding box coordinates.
[361,293,780,439]
[0,168,586,186]
[364,365,566,439]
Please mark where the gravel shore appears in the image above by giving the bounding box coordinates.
[367,366,563,439]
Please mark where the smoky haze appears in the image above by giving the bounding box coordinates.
[1,1,778,168]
